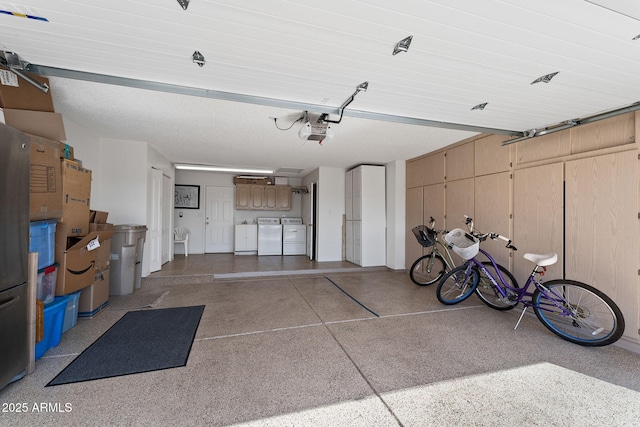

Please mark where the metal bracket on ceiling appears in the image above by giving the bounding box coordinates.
[0,51,49,93]
[320,81,368,124]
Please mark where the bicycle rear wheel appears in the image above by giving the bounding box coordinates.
[436,264,479,305]
[409,252,446,285]
[474,262,519,311]
[532,280,625,346]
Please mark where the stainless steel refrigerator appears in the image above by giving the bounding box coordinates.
[0,123,30,391]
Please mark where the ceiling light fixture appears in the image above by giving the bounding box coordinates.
[633,34,640,40]
[471,103,488,111]
[192,50,205,67]
[177,0,189,10]
[175,164,274,174]
[0,50,49,93]
[531,71,559,84]
[393,35,413,55]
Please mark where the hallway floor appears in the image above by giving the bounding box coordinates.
[3,255,640,426]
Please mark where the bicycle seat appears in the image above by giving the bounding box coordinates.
[523,252,558,267]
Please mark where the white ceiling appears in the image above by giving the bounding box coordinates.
[2,0,640,176]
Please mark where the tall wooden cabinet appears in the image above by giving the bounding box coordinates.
[345,165,386,266]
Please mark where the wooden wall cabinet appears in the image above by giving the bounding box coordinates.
[565,151,639,343]
[446,142,474,181]
[235,184,291,210]
[407,112,640,347]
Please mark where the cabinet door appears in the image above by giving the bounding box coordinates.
[346,220,354,262]
[353,220,362,265]
[475,134,511,176]
[263,186,278,209]
[353,167,362,220]
[246,225,258,250]
[513,163,564,285]
[446,142,474,181]
[474,172,511,269]
[406,187,423,270]
[424,153,445,185]
[250,185,264,209]
[235,185,251,210]
[445,178,474,231]
[565,151,639,342]
[423,183,445,231]
[345,170,353,220]
[276,186,291,210]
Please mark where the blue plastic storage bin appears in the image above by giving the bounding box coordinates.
[62,291,81,334]
[35,295,69,360]
[29,220,57,270]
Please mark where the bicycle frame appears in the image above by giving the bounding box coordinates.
[430,239,457,272]
[466,248,588,330]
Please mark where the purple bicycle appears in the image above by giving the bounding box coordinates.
[436,216,625,347]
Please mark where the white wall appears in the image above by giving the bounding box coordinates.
[385,160,406,270]
[174,170,303,255]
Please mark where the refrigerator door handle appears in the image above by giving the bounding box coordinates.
[0,295,20,311]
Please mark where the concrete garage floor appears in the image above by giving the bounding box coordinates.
[3,255,640,426]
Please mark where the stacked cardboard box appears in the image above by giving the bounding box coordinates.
[1,73,114,330]
[78,211,114,318]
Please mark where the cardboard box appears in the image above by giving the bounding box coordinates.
[0,71,55,112]
[30,135,63,221]
[94,239,111,272]
[233,176,272,185]
[60,159,92,236]
[78,270,109,318]
[0,108,66,141]
[90,210,109,224]
[55,224,114,295]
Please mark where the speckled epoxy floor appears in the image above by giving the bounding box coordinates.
[2,256,640,426]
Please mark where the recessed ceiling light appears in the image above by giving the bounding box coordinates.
[393,36,413,55]
[531,71,559,84]
[471,102,488,111]
[175,164,274,174]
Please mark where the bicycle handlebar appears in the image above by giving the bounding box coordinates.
[463,216,517,251]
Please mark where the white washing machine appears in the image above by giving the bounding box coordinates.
[257,218,282,256]
[281,218,306,255]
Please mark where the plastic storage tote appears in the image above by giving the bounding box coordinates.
[35,295,69,360]
[62,291,81,333]
[29,220,57,270]
[36,264,58,304]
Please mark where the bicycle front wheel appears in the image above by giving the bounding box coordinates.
[436,264,479,305]
[410,252,446,286]
[474,262,519,311]
[532,280,625,346]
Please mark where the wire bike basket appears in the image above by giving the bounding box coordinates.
[412,225,437,248]
[444,228,479,260]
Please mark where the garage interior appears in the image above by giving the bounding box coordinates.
[2,1,640,425]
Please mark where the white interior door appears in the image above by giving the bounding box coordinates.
[205,186,234,253]
[162,174,171,264]
[148,168,163,272]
